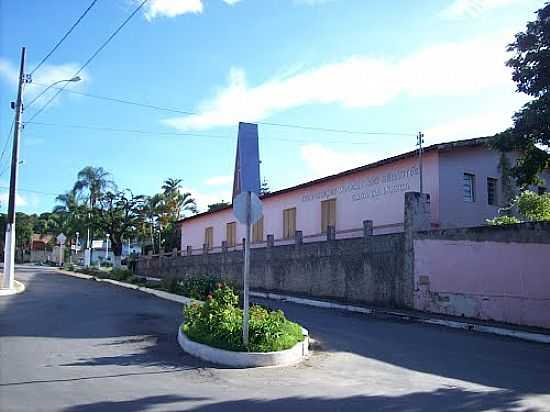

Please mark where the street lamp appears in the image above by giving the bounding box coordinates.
[105,234,110,261]
[26,76,81,109]
[1,52,82,291]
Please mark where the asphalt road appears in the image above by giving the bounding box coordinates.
[1,267,549,412]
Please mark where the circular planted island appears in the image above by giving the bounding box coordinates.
[177,284,309,368]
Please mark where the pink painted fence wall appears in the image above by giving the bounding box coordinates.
[414,239,550,329]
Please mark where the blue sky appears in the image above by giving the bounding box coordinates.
[0,0,546,214]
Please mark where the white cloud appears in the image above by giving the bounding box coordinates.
[163,33,513,131]
[0,58,89,110]
[205,175,233,186]
[300,144,379,179]
[143,0,240,21]
[182,186,231,212]
[426,112,511,142]
[440,0,521,19]
[143,0,203,20]
[0,191,27,207]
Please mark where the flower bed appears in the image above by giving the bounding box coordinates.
[182,284,305,353]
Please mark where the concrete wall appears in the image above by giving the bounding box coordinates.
[181,154,437,250]
[142,231,409,307]
[413,222,550,329]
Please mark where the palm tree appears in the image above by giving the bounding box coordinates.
[72,166,114,249]
[160,178,197,219]
[73,166,114,207]
[161,178,182,195]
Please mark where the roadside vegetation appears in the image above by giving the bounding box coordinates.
[487,190,550,225]
[183,285,304,353]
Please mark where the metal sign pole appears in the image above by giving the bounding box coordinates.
[242,191,251,347]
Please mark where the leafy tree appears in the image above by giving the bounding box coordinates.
[487,190,550,224]
[260,178,271,196]
[92,190,145,267]
[208,201,230,212]
[492,3,550,186]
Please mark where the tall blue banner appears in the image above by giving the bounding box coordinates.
[232,122,261,199]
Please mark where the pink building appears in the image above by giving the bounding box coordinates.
[178,137,549,252]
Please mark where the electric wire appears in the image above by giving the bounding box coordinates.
[29,0,100,76]
[25,121,385,145]
[27,82,416,138]
[27,0,150,123]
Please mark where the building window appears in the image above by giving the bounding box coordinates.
[487,177,498,206]
[204,226,213,249]
[321,198,336,233]
[226,222,236,247]
[283,208,296,239]
[252,216,264,243]
[463,173,475,202]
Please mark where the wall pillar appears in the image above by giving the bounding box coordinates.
[363,220,373,238]
[402,192,431,308]
[326,225,336,241]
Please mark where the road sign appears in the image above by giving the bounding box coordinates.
[232,122,261,199]
[233,191,263,225]
[56,233,66,245]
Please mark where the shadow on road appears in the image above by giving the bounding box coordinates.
[62,388,525,412]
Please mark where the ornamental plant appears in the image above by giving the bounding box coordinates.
[182,284,304,352]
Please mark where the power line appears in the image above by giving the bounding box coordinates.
[30,82,196,115]
[0,119,15,167]
[30,0,101,76]
[27,82,416,137]
[25,121,384,145]
[256,121,416,137]
[0,186,61,197]
[27,0,150,123]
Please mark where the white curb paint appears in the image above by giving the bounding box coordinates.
[177,326,309,368]
[250,291,374,314]
[0,279,25,296]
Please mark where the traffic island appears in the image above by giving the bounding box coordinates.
[178,325,309,368]
[0,278,25,296]
[178,284,310,368]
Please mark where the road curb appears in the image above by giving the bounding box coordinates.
[0,279,26,296]
[54,269,198,305]
[250,291,550,345]
[177,325,309,368]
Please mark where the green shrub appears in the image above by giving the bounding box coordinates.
[110,268,132,282]
[486,215,521,225]
[182,285,304,352]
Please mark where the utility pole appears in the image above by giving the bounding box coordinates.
[2,47,26,290]
[417,131,424,194]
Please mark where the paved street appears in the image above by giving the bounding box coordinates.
[1,267,549,411]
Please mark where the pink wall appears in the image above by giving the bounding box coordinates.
[181,153,439,250]
[414,239,550,328]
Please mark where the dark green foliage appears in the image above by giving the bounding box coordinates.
[110,268,133,282]
[493,3,550,186]
[182,285,304,352]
